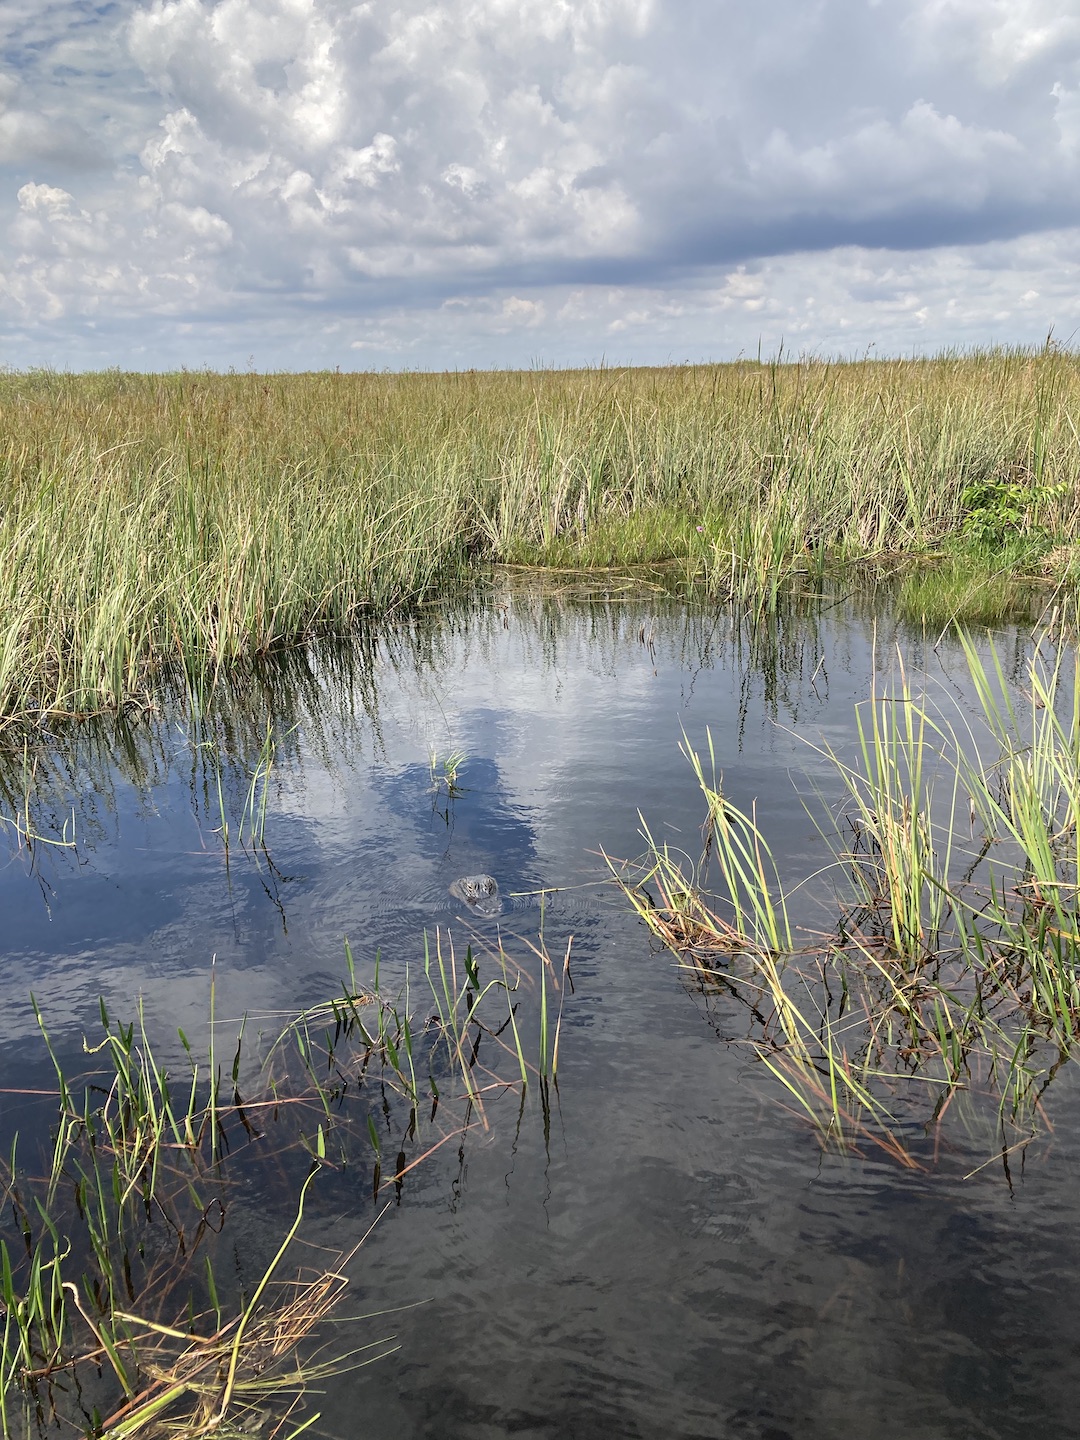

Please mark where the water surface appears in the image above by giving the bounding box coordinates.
[0,576,1070,1440]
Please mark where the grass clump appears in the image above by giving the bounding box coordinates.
[4,346,1080,724]
[611,624,1080,1173]
[894,556,1039,632]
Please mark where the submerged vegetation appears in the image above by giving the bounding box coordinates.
[3,346,1080,722]
[0,928,569,1440]
[613,620,1080,1173]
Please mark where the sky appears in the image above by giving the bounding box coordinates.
[2,0,1080,371]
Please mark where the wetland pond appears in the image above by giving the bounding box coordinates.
[3,574,1078,1440]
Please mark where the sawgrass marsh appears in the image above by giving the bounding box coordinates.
[3,346,1080,725]
[7,350,1080,1436]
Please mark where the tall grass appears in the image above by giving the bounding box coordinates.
[613,621,1080,1171]
[2,347,1080,723]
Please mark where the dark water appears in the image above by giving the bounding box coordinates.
[1,576,1073,1440]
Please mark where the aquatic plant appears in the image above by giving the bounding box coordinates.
[2,346,1080,725]
[429,747,467,801]
[0,995,362,1440]
[0,918,566,1440]
[894,559,1038,633]
[612,623,1080,1172]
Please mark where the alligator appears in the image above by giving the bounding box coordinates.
[447,873,502,918]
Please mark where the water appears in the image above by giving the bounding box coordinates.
[1,575,1072,1440]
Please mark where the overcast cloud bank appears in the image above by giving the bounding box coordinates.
[2,0,1079,369]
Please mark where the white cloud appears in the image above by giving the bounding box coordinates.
[906,0,1080,85]
[1,0,1080,365]
[17,182,79,217]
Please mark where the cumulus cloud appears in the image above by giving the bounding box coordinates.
[1,0,1080,365]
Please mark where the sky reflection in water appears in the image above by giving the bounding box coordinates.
[0,577,1070,1440]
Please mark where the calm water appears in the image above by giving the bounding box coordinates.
[1,576,1074,1440]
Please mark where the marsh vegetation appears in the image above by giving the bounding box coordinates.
[0,926,566,1440]
[2,347,1080,724]
[5,361,1080,1436]
[615,615,1080,1170]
